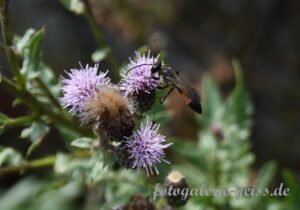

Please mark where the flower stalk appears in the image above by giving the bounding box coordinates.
[0,151,91,177]
[0,0,25,89]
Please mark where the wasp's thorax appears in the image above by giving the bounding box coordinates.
[80,86,135,141]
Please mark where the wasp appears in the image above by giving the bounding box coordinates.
[126,61,202,114]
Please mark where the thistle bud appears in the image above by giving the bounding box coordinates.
[164,170,190,208]
[116,142,133,169]
[113,195,156,210]
[132,90,156,113]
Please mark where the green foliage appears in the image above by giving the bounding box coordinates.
[21,120,50,157]
[0,147,23,166]
[71,137,95,149]
[0,178,81,210]
[92,48,111,63]
[170,61,283,210]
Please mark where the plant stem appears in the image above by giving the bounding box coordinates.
[4,115,35,129]
[35,77,63,110]
[0,0,25,89]
[82,0,120,81]
[0,151,91,177]
[0,155,55,176]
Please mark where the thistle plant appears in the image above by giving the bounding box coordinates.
[0,1,297,210]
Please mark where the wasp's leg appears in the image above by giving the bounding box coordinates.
[160,87,174,104]
[157,85,168,90]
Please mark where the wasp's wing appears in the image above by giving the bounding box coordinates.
[166,74,202,114]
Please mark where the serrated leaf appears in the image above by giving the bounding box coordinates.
[20,28,45,80]
[71,137,94,149]
[92,48,111,62]
[224,60,254,129]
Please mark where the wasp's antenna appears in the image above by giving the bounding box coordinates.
[125,63,153,75]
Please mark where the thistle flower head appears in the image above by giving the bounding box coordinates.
[60,63,110,114]
[119,51,160,96]
[123,119,172,175]
[80,86,135,141]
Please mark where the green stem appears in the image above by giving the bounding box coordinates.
[4,115,35,129]
[0,151,91,177]
[0,73,18,90]
[0,0,25,89]
[82,0,120,81]
[0,155,55,176]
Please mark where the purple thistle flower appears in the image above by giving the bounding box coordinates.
[119,51,160,96]
[123,119,172,175]
[60,63,110,114]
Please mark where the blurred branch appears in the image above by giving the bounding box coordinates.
[0,0,25,89]
[0,151,91,176]
[4,115,36,129]
[82,0,120,81]
[0,155,55,176]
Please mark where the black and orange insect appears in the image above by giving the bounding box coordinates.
[127,61,202,114]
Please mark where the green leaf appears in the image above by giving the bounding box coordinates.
[282,169,300,208]
[20,28,45,80]
[14,29,36,55]
[0,178,43,210]
[60,0,85,14]
[224,60,254,129]
[200,75,222,129]
[250,161,277,206]
[0,113,11,134]
[0,113,10,126]
[0,147,23,166]
[71,137,94,149]
[0,112,10,122]
[21,122,49,141]
[91,48,111,62]
[172,137,207,169]
[21,121,50,156]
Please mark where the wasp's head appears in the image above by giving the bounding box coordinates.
[151,61,162,74]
